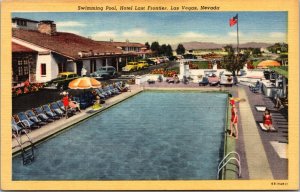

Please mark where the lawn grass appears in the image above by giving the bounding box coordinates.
[270,66,288,78]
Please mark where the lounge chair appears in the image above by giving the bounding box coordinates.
[56,100,66,112]
[12,116,28,136]
[249,81,262,93]
[97,88,110,97]
[109,85,121,94]
[33,107,54,122]
[42,105,60,119]
[25,110,47,126]
[259,123,277,132]
[94,89,106,99]
[17,112,38,129]
[50,102,64,117]
[73,96,90,110]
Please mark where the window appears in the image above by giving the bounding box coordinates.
[16,20,27,26]
[41,63,46,76]
[17,59,29,76]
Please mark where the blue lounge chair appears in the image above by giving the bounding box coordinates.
[17,112,38,129]
[97,88,110,98]
[50,102,64,117]
[56,100,66,112]
[42,105,60,119]
[12,116,27,136]
[109,85,121,94]
[33,107,54,122]
[94,89,106,100]
[25,110,46,126]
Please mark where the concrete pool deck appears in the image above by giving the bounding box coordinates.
[12,82,287,180]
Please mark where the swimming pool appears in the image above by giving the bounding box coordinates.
[13,91,228,180]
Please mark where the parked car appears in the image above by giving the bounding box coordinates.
[137,61,149,70]
[122,62,138,72]
[148,58,159,65]
[198,76,209,86]
[90,66,116,79]
[44,72,79,91]
[220,72,233,87]
[208,74,220,86]
[145,59,156,65]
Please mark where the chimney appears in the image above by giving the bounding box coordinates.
[38,20,56,35]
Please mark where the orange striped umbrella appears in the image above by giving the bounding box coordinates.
[68,77,101,89]
[257,60,281,68]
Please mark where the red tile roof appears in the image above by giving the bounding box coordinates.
[12,29,123,59]
[12,42,36,52]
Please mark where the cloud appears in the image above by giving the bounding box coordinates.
[179,32,206,39]
[92,31,118,40]
[122,29,149,38]
[60,29,82,35]
[56,21,86,27]
[269,32,285,38]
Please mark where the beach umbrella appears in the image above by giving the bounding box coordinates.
[257,60,281,68]
[68,77,101,89]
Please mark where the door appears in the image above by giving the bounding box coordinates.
[76,61,83,76]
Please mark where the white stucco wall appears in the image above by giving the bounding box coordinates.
[36,54,53,82]
[12,21,38,30]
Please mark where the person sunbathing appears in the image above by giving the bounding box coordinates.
[69,98,81,112]
[263,109,276,131]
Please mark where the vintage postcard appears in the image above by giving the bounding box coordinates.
[1,0,299,190]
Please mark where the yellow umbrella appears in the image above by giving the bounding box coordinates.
[68,77,101,89]
[257,60,281,68]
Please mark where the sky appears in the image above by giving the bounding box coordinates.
[13,12,287,45]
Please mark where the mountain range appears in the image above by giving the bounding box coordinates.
[172,41,273,50]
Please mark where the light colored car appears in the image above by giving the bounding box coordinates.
[122,62,138,72]
[219,71,233,86]
[90,66,116,79]
[148,57,159,65]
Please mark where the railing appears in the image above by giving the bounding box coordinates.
[217,151,241,179]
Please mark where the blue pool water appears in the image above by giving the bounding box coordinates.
[13,91,228,180]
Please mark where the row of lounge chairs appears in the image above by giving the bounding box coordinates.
[12,81,130,137]
[12,100,78,137]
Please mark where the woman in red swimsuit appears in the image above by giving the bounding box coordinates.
[263,109,273,130]
[230,104,238,139]
[62,92,69,118]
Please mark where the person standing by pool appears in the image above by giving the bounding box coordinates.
[62,91,69,118]
[230,103,239,139]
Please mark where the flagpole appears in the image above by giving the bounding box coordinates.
[236,14,239,77]
[236,14,239,55]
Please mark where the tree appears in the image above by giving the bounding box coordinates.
[252,48,261,56]
[223,45,248,76]
[145,42,150,50]
[176,44,185,55]
[150,41,160,56]
[166,44,173,57]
